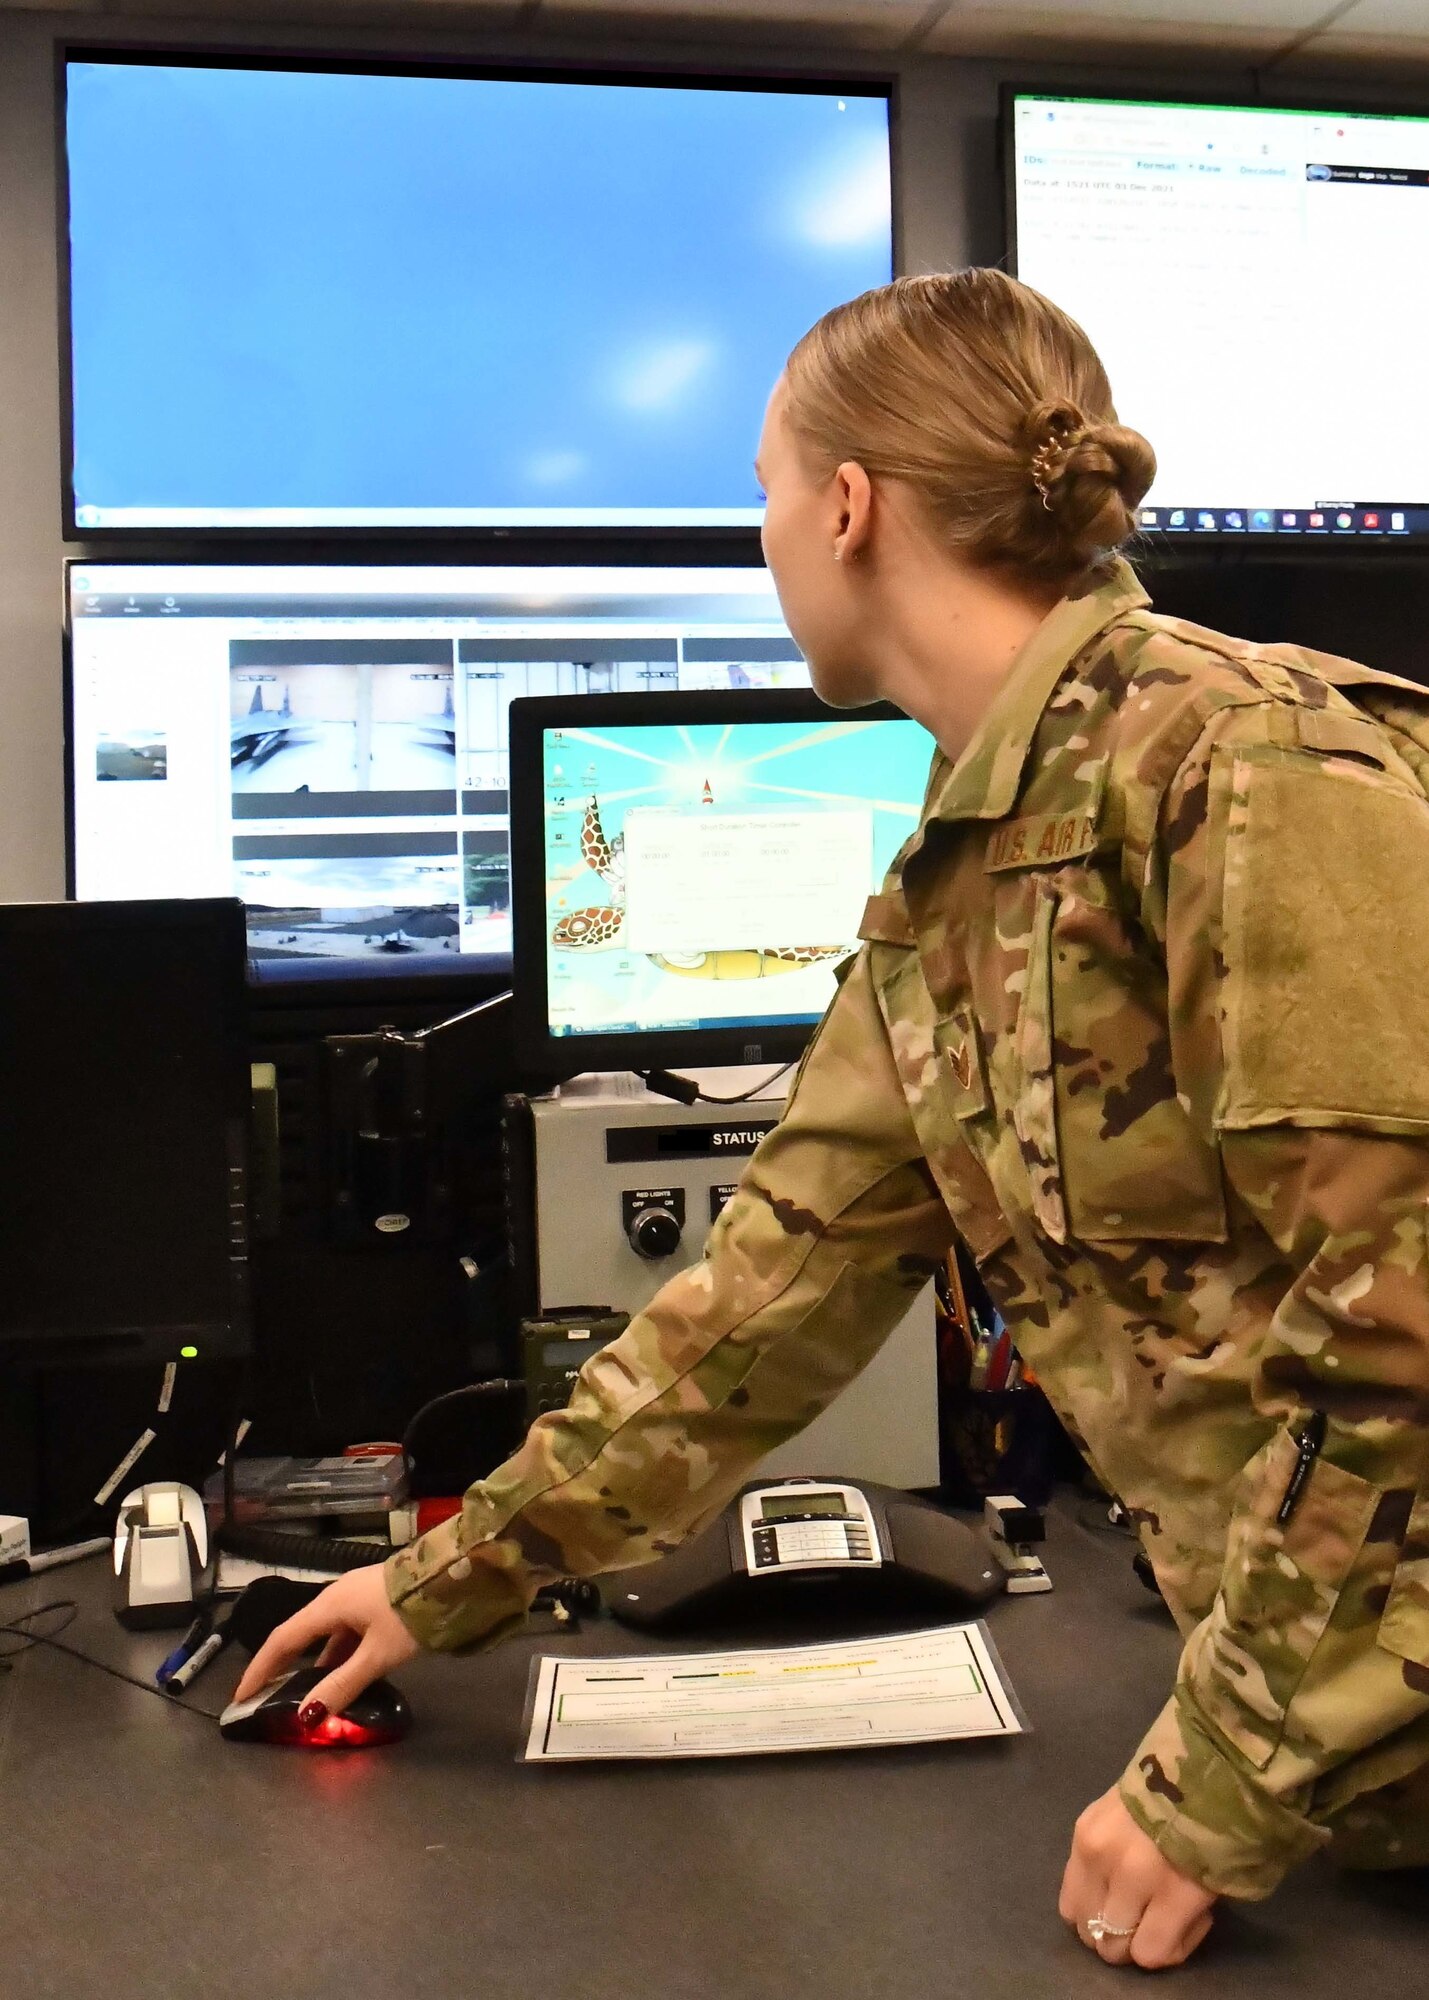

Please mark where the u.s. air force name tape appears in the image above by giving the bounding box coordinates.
[984,808,1099,872]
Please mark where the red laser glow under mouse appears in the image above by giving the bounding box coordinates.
[287,1712,403,1748]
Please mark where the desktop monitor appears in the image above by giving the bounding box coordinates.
[65,563,809,981]
[0,898,252,1367]
[1006,89,1429,543]
[61,51,893,533]
[508,690,936,1078]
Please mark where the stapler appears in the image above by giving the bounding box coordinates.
[984,1493,1052,1594]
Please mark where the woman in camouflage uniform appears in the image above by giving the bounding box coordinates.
[239,271,1429,1972]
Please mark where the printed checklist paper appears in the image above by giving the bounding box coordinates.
[520,1622,1025,1762]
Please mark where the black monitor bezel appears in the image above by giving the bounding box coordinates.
[508,687,917,1083]
[56,42,899,547]
[0,894,254,1366]
[1000,80,1429,559]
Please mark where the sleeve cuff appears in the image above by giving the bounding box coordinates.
[1118,1693,1330,1901]
[384,1513,538,1655]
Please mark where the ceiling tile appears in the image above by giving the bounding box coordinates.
[0,0,918,54]
[919,1,1318,60]
[1272,0,1429,76]
[9,0,532,23]
[539,0,933,50]
[1277,30,1429,76]
[1329,0,1429,26]
[933,0,1324,20]
[16,0,1426,72]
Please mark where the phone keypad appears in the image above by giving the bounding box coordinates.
[752,1522,878,1569]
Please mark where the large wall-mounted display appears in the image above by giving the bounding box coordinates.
[62,53,893,533]
[1008,90,1429,543]
[66,562,808,975]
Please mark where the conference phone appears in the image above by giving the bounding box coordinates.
[605,1476,1005,1632]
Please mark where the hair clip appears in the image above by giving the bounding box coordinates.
[1030,443,1060,509]
[1030,421,1084,509]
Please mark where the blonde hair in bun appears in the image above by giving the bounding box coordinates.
[784,269,1155,585]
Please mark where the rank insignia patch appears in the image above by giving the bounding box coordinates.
[933,1004,990,1119]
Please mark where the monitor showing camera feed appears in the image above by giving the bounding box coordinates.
[509,692,934,1075]
[1009,91,1429,540]
[63,53,892,531]
[67,564,809,975]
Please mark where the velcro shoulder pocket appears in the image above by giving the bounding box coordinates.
[1217,744,1429,1135]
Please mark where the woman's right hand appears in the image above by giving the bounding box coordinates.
[231,1564,421,1724]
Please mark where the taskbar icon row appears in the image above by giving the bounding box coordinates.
[1139,505,1426,537]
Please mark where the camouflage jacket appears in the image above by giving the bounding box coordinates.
[388,559,1429,1900]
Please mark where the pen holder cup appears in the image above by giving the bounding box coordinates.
[939,1385,1058,1509]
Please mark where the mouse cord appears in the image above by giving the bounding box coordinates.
[0,1600,225,1722]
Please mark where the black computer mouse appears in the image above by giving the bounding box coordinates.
[218,1665,413,1747]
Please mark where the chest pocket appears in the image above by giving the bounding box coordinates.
[1377,1492,1429,1697]
[860,900,1012,1270]
[1015,873,1228,1245]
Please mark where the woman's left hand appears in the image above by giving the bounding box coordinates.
[1059,1788,1218,1969]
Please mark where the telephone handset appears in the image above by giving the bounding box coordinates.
[606,1476,1006,1632]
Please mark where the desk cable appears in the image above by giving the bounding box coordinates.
[636,1063,794,1106]
[0,1599,226,1722]
[1,1363,242,1721]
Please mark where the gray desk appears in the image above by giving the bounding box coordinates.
[1,1501,1424,2000]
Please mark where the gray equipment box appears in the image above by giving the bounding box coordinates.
[504,1072,938,1490]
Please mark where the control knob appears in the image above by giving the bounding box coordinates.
[627,1205,683,1260]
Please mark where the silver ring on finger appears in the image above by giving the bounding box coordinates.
[1084,1914,1138,1944]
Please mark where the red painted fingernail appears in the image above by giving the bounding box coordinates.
[299,1701,328,1731]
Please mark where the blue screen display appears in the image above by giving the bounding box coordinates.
[65,60,892,529]
[540,715,932,1038]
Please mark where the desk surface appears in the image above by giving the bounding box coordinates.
[1,1500,1425,2000]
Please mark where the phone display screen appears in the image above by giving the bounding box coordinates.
[760,1492,849,1521]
